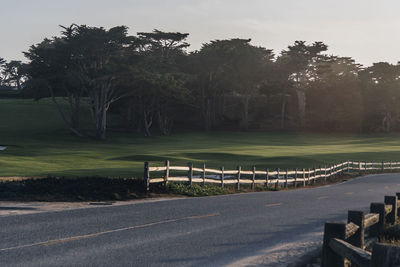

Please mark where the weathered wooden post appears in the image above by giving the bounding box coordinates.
[312,167,316,185]
[188,162,193,186]
[382,161,385,172]
[237,166,241,190]
[265,168,269,188]
[220,166,224,188]
[347,160,350,172]
[319,165,322,183]
[396,193,400,216]
[322,222,346,267]
[384,195,398,224]
[202,163,206,187]
[284,169,288,188]
[370,203,386,237]
[358,161,362,172]
[371,243,400,267]
[164,160,170,186]
[294,168,298,188]
[307,168,311,185]
[144,161,150,192]
[252,166,256,190]
[275,168,280,190]
[364,161,367,172]
[348,211,365,249]
[302,168,306,187]
[351,160,354,173]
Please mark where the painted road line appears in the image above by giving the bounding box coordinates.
[265,203,283,207]
[0,212,220,251]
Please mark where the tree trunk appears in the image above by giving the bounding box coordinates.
[281,96,287,129]
[296,89,306,128]
[242,95,250,130]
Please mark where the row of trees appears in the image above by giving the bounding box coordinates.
[2,24,400,139]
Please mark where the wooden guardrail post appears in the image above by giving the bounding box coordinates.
[164,160,170,186]
[364,161,367,172]
[188,162,193,186]
[284,169,288,188]
[324,165,327,183]
[252,166,256,190]
[237,166,241,190]
[322,222,346,267]
[294,168,298,188]
[265,168,269,188]
[371,243,400,267]
[396,193,400,215]
[358,161,361,172]
[347,161,350,172]
[302,168,306,187]
[390,161,393,172]
[220,166,224,188]
[384,195,398,225]
[370,203,386,237]
[382,161,384,172]
[312,167,316,185]
[307,168,311,185]
[275,168,280,190]
[202,163,206,187]
[347,211,365,249]
[144,161,150,192]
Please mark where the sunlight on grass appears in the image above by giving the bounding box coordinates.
[2,99,400,178]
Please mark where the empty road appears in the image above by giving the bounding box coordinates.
[1,173,400,266]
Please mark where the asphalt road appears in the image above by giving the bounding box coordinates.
[1,173,400,267]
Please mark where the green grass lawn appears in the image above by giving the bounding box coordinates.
[2,98,400,179]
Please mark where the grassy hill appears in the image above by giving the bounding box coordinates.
[2,98,400,179]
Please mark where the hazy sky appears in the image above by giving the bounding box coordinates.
[2,0,400,66]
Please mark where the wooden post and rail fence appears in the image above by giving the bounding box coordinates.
[144,160,400,192]
[322,193,400,266]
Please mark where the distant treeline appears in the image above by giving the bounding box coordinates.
[1,24,399,139]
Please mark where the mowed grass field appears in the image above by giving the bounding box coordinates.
[2,98,400,179]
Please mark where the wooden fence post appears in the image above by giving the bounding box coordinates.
[324,165,327,183]
[237,166,241,190]
[164,160,170,186]
[144,161,150,192]
[364,161,367,172]
[188,162,193,186]
[265,168,269,188]
[275,168,280,190]
[220,166,224,188]
[252,166,256,190]
[202,163,206,187]
[358,161,361,172]
[294,168,298,188]
[307,168,311,185]
[382,161,385,172]
[384,195,398,225]
[351,160,354,172]
[312,167,316,185]
[302,168,306,187]
[347,160,350,172]
[390,161,393,172]
[348,211,365,249]
[370,203,386,237]
[322,222,346,267]
[284,169,288,188]
[396,193,400,216]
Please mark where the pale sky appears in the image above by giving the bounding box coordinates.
[1,0,400,66]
